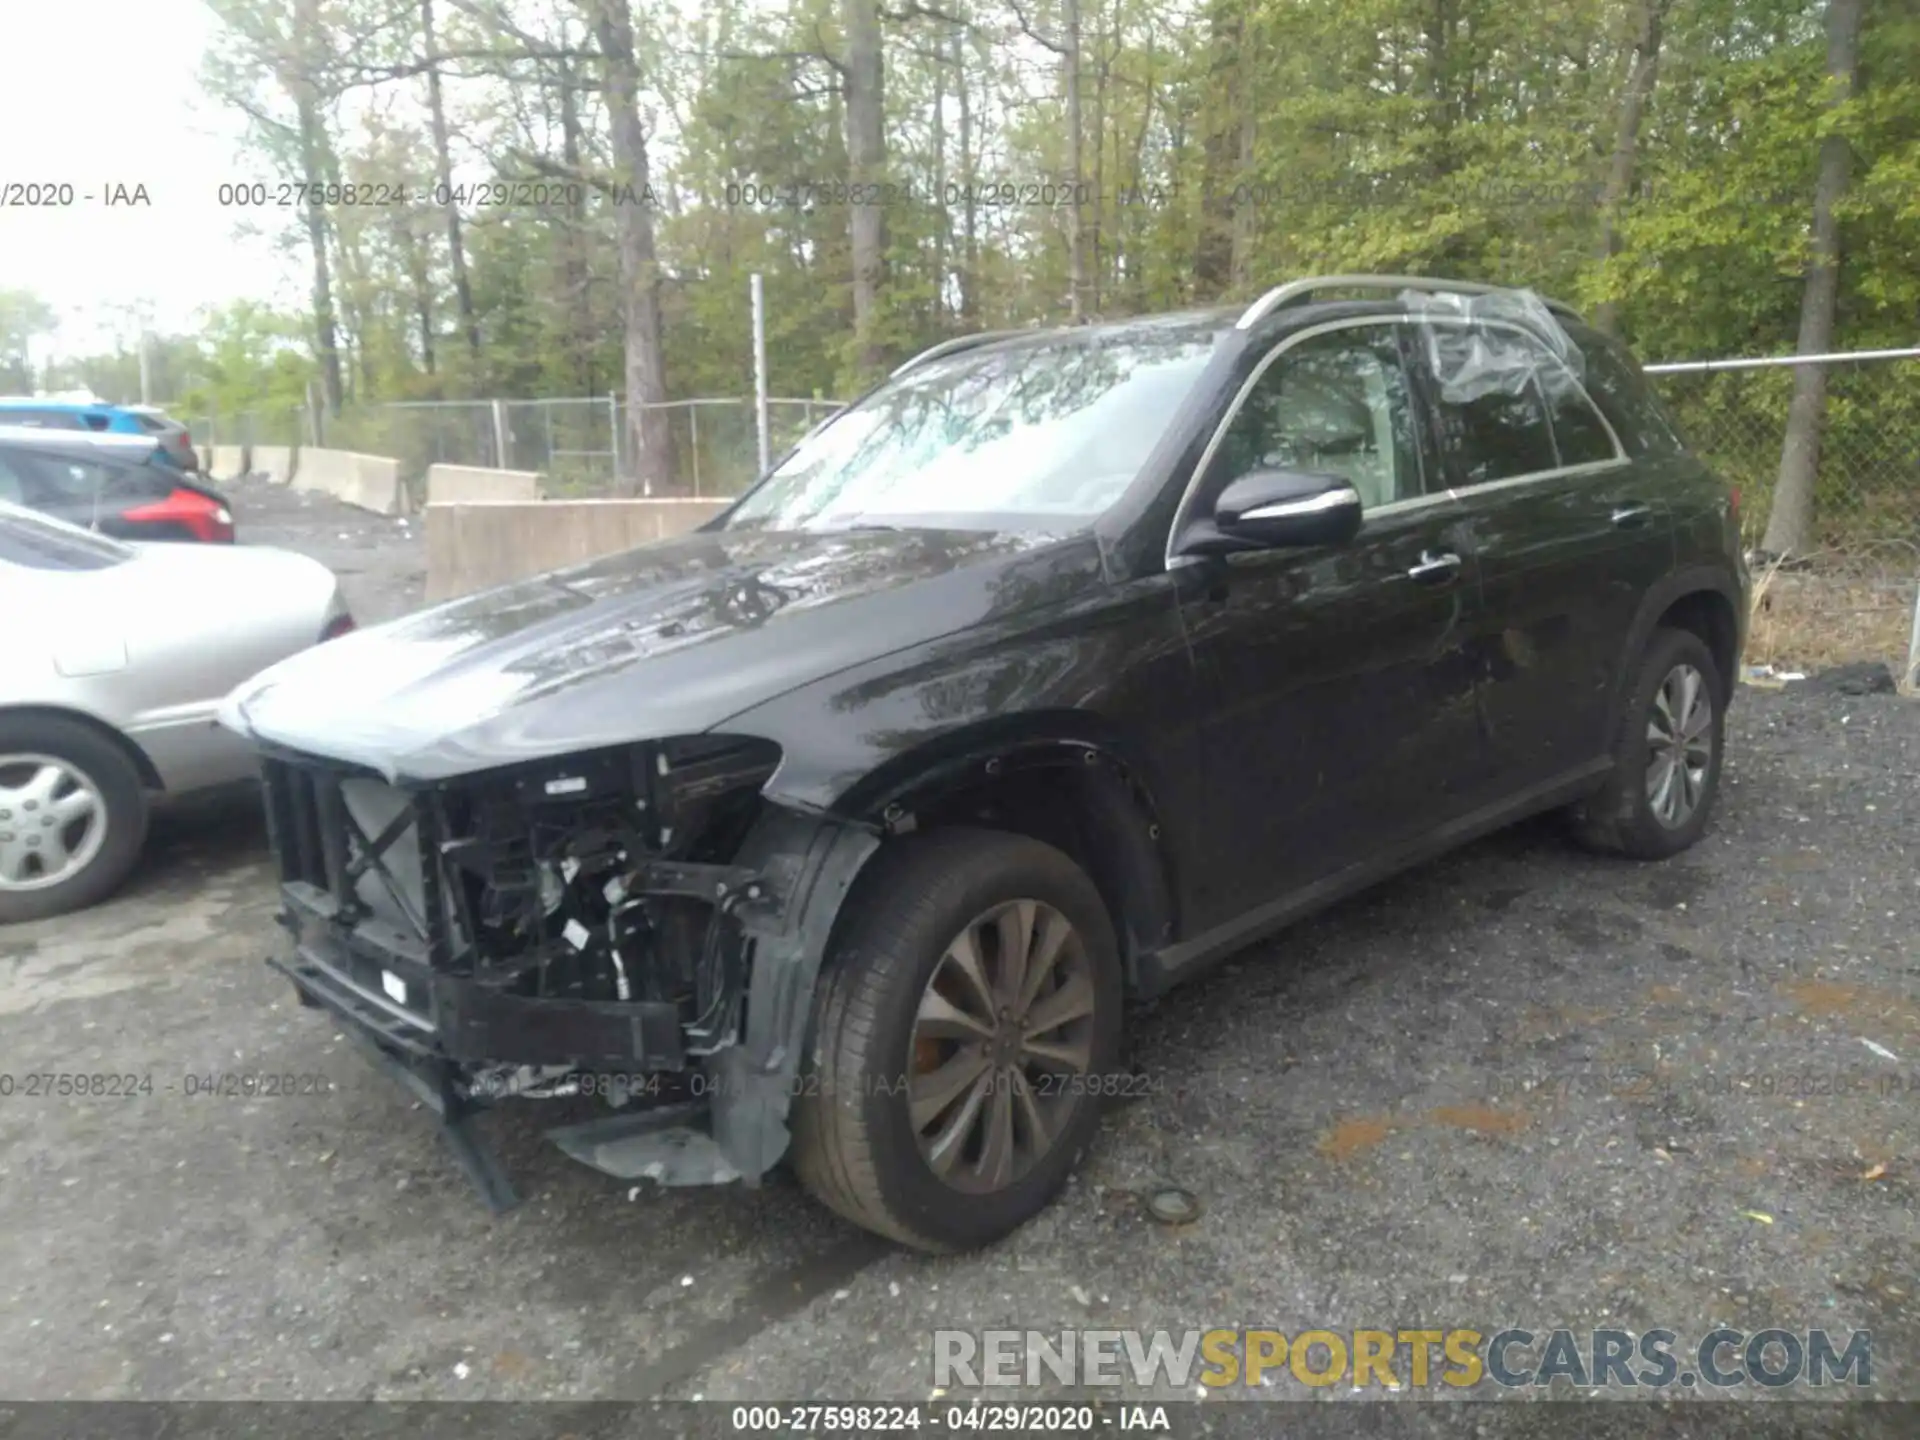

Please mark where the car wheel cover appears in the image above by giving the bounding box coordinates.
[1644,662,1713,829]
[907,898,1097,1194]
[0,753,110,891]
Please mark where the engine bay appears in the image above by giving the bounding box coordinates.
[425,736,782,1058]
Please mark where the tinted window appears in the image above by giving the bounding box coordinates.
[1430,373,1558,488]
[1547,379,1619,466]
[1581,340,1687,457]
[0,505,133,570]
[134,413,170,433]
[1213,324,1423,509]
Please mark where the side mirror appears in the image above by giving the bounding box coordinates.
[1175,468,1363,557]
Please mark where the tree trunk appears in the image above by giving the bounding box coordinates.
[421,0,481,366]
[1592,0,1669,336]
[954,23,978,325]
[317,131,376,400]
[1424,0,1457,179]
[1064,0,1086,319]
[1089,10,1106,313]
[843,0,888,372]
[293,99,342,411]
[1229,105,1254,292]
[592,0,677,495]
[1192,0,1241,298]
[931,35,947,324]
[558,50,598,394]
[397,214,436,376]
[1762,0,1863,558]
[1125,24,1156,309]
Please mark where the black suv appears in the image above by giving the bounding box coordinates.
[223,276,1747,1251]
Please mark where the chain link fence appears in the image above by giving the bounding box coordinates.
[175,396,843,499]
[1643,351,1920,682]
[1644,352,1920,549]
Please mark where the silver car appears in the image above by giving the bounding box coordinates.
[0,501,350,922]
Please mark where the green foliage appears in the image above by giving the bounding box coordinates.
[184,0,1917,529]
[0,290,57,393]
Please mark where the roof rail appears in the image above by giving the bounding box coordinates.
[1235,275,1586,331]
[890,328,1034,378]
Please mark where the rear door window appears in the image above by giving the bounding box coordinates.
[1420,322,1623,486]
[1427,369,1560,488]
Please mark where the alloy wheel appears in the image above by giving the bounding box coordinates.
[0,754,109,891]
[907,898,1097,1194]
[1645,663,1713,829]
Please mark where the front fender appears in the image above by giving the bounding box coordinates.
[706,807,881,1181]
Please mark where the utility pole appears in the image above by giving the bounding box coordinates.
[751,272,770,475]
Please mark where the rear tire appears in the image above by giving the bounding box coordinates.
[0,715,149,924]
[1570,627,1725,860]
[790,828,1122,1252]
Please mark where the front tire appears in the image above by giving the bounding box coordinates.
[0,715,149,924]
[791,828,1123,1252]
[1571,627,1725,860]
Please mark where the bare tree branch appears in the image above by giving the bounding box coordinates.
[1005,0,1065,54]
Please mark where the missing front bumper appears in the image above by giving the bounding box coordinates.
[273,880,688,1069]
[264,790,883,1213]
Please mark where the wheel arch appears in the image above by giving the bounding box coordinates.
[0,704,165,791]
[814,715,1181,990]
[1604,567,1745,742]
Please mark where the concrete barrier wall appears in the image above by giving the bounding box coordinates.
[297,448,405,516]
[426,463,543,505]
[425,499,729,602]
[251,445,296,485]
[208,445,248,481]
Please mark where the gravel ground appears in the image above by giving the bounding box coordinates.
[1,487,1915,1423]
[226,475,426,624]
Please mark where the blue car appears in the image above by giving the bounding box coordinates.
[0,398,199,471]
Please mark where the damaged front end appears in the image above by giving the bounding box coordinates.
[259,735,877,1210]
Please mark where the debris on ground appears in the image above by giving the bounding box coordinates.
[1810,661,1898,696]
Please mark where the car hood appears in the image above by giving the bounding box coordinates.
[221,525,1105,783]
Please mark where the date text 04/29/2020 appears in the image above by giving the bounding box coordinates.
[0,1072,334,1099]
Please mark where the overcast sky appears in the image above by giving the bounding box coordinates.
[1,0,301,360]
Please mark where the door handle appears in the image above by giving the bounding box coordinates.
[1406,549,1463,584]
[1611,502,1653,528]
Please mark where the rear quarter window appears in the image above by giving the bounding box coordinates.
[1581,341,1688,458]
